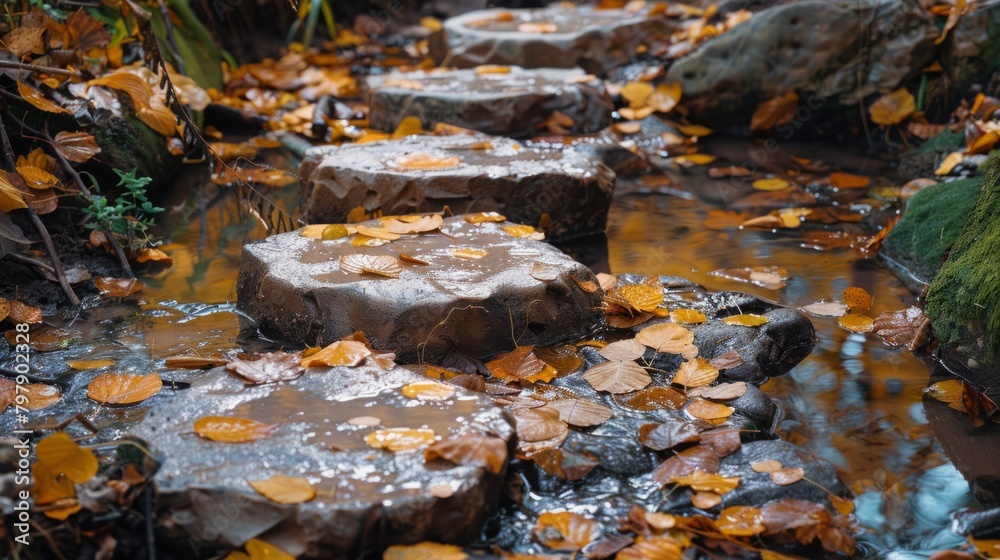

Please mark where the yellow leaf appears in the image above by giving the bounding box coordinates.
[474,65,510,75]
[869,88,916,126]
[392,116,424,139]
[386,152,462,171]
[301,339,371,367]
[0,170,28,212]
[365,428,437,451]
[686,399,735,422]
[923,379,966,412]
[613,284,664,313]
[502,224,544,239]
[18,79,71,115]
[89,72,154,109]
[16,165,59,190]
[66,358,116,371]
[722,314,769,327]
[752,178,790,191]
[673,153,716,166]
[464,212,506,223]
[838,313,874,333]
[672,358,719,388]
[670,308,706,325]
[383,542,468,560]
[677,124,713,137]
[935,151,963,175]
[453,248,489,259]
[194,416,278,443]
[533,511,598,551]
[716,505,765,537]
[621,81,654,109]
[401,380,455,400]
[36,432,98,484]
[225,538,296,560]
[648,82,682,113]
[87,372,162,404]
[248,474,315,504]
[669,471,740,493]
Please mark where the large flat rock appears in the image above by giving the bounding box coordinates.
[429,5,675,76]
[236,216,603,363]
[131,364,514,559]
[298,134,616,241]
[367,67,612,137]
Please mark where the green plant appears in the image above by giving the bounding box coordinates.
[82,169,164,252]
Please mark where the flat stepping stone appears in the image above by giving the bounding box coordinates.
[366,66,612,137]
[298,134,616,241]
[429,4,674,76]
[131,364,514,557]
[236,215,603,362]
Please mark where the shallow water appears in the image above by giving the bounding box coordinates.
[18,137,978,556]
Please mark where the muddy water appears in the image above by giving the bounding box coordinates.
[50,139,971,555]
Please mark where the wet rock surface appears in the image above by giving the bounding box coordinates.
[666,0,939,127]
[298,134,616,241]
[367,67,612,137]
[940,0,1000,95]
[236,216,603,363]
[131,365,514,558]
[430,5,675,76]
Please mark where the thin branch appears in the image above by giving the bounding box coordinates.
[29,209,80,307]
[5,252,55,275]
[0,61,81,77]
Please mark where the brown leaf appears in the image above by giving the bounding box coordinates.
[488,346,546,382]
[709,266,789,290]
[750,91,799,132]
[53,132,102,163]
[533,345,584,375]
[770,467,805,485]
[699,427,742,457]
[962,381,998,428]
[424,433,508,474]
[532,511,598,551]
[3,27,47,58]
[671,358,719,388]
[583,360,651,393]
[708,351,744,370]
[640,420,703,451]
[635,322,694,353]
[383,542,468,560]
[616,386,687,411]
[66,8,110,50]
[339,254,402,278]
[194,416,277,442]
[248,474,315,504]
[842,287,873,311]
[873,306,927,348]
[549,398,613,427]
[93,277,144,297]
[226,352,304,384]
[512,406,569,450]
[530,448,599,481]
[87,372,162,404]
[652,445,720,483]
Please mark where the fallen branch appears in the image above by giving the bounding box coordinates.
[0,61,81,77]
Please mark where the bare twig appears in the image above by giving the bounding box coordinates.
[0,61,81,77]
[6,252,55,275]
[29,209,80,306]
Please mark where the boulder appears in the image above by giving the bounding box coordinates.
[429,4,675,76]
[298,134,616,241]
[940,0,1000,97]
[131,365,514,558]
[367,67,612,137]
[236,216,603,363]
[665,0,939,128]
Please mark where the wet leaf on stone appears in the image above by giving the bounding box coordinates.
[301,339,371,368]
[583,360,651,393]
[800,301,848,317]
[53,131,101,163]
[488,345,546,382]
[568,274,599,293]
[424,433,507,474]
[382,214,443,234]
[608,283,663,313]
[842,287,873,311]
[383,542,468,560]
[503,224,545,240]
[615,537,683,560]
[689,382,747,400]
[700,427,743,456]
[770,467,805,485]
[640,420,703,451]
[962,381,998,427]
[750,91,799,132]
[837,313,873,333]
[36,432,98,484]
[530,448,599,481]
[616,386,687,411]
[386,152,461,171]
[533,511,598,551]
[708,350,744,370]
[8,299,43,323]
[751,460,783,473]
[691,491,723,509]
[66,358,116,371]
[549,398,613,427]
[635,322,694,353]
[873,306,928,348]
[87,372,162,404]
[709,266,789,290]
[93,277,144,297]
[225,538,296,560]
[722,314,769,327]
[512,406,569,449]
[671,308,706,324]
[6,327,79,352]
[530,261,560,281]
[399,253,430,266]
[452,247,489,259]
[652,445,720,483]
[227,352,304,384]
[670,471,741,494]
[248,474,315,504]
[685,399,734,423]
[533,345,584,376]
[364,428,436,451]
[401,380,455,400]
[716,505,765,537]
[464,212,506,223]
[194,416,278,443]
[19,383,61,410]
[599,338,646,361]
[339,254,402,278]
[672,358,719,388]
[923,379,966,412]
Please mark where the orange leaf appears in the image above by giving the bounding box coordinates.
[386,152,462,171]
[94,277,144,297]
[301,339,371,367]
[838,313,874,333]
[829,172,870,190]
[750,91,799,132]
[869,88,915,126]
[36,432,98,483]
[87,372,162,404]
[382,542,468,560]
[716,505,765,537]
[842,286,873,311]
[424,433,508,474]
[53,131,102,163]
[401,380,455,400]
[247,474,315,504]
[365,428,436,451]
[17,80,71,115]
[225,538,296,560]
[533,511,598,551]
[194,416,277,442]
[672,358,719,388]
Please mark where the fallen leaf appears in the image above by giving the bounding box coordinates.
[512,406,569,450]
[751,460,783,473]
[16,165,59,190]
[652,445,720,482]
[18,79,71,115]
[339,254,402,278]
[518,21,558,33]
[708,350,744,370]
[391,116,424,139]
[615,538,683,560]
[303,341,369,370]
[670,309,706,324]
[674,153,716,166]
[533,345,584,376]
[36,432,98,484]
[770,467,805,485]
[677,124,713,137]
[194,416,278,442]
[386,152,461,171]
[549,398,613,427]
[829,172,870,190]
[452,248,489,259]
[383,542,468,560]
[401,380,456,400]
[502,224,545,240]
[488,345,546,382]
[722,314,769,327]
[672,358,719,388]
[869,88,916,126]
[248,474,315,504]
[227,352,304,384]
[842,287,873,311]
[583,360,651,393]
[753,178,791,191]
[800,301,848,317]
[365,428,436,451]
[533,511,598,551]
[87,372,162,404]
[716,505,765,537]
[8,300,42,324]
[599,338,647,361]
[689,382,747,400]
[464,212,506,223]
[641,420,703,451]
[609,283,664,313]
[225,538,296,560]
[569,274,599,293]
[924,379,966,412]
[935,151,964,175]
[838,314,874,333]
[686,399,735,422]
[669,471,740,493]
[530,448,599,481]
[615,386,687,411]
[3,26,46,58]
[53,132,102,163]
[93,277,144,297]
[635,322,694,353]
[873,306,928,348]
[648,82,683,113]
[18,383,60,410]
[691,491,723,509]
[382,214,443,234]
[66,358,116,371]
[709,266,789,290]
[621,81,654,109]
[750,91,799,132]
[424,433,507,474]
[530,262,560,281]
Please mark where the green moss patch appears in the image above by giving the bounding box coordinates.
[926,152,1000,366]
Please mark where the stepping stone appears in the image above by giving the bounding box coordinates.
[429,4,674,76]
[236,215,603,363]
[131,364,514,557]
[298,134,616,242]
[366,66,612,138]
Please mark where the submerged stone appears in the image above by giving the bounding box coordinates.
[367,67,612,137]
[236,216,603,363]
[429,4,674,76]
[131,365,514,558]
[298,134,616,242]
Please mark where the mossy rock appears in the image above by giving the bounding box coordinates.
[881,177,983,291]
[926,152,1000,389]
[91,114,179,188]
[898,129,965,181]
